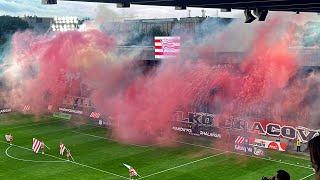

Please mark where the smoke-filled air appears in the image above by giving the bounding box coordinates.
[1,13,319,148]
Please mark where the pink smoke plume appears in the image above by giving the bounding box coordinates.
[2,16,318,147]
[3,30,115,114]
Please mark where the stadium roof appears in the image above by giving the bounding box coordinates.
[64,0,320,13]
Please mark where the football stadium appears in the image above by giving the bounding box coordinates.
[1,0,320,180]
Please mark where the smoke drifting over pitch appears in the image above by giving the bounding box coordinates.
[1,15,319,146]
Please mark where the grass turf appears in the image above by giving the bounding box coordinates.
[0,113,314,180]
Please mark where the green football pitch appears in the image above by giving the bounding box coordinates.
[0,113,315,179]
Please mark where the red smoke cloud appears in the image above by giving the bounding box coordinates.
[87,19,301,145]
[4,30,115,114]
[2,17,318,146]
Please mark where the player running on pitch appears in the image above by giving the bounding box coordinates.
[129,166,139,179]
[66,149,73,161]
[123,163,140,179]
[5,133,13,145]
[40,140,45,154]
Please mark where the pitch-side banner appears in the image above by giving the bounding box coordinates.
[0,108,11,114]
[234,135,287,152]
[253,138,287,152]
[234,144,265,157]
[59,107,83,115]
[154,36,180,59]
[174,111,320,143]
[171,120,221,138]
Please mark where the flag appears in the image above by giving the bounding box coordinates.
[154,36,180,59]
[90,112,100,119]
[32,138,42,153]
[23,105,30,112]
[60,143,66,155]
[123,163,132,169]
[235,136,245,144]
[235,136,255,145]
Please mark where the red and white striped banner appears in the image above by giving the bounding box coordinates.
[90,112,101,119]
[154,36,180,59]
[23,105,30,112]
[60,143,66,155]
[235,136,245,144]
[32,138,42,153]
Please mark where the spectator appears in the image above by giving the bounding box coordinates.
[262,170,290,180]
[296,138,302,152]
[275,170,290,180]
[308,135,320,180]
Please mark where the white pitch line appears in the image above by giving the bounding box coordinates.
[138,152,227,179]
[300,172,315,180]
[1,141,129,179]
[285,154,310,161]
[42,151,129,179]
[5,146,66,163]
[72,130,151,148]
[175,140,313,170]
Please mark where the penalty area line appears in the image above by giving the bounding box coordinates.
[138,151,227,179]
[5,146,66,163]
[1,141,129,179]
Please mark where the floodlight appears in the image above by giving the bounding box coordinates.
[175,5,186,10]
[117,2,130,8]
[42,0,57,5]
[221,8,231,12]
